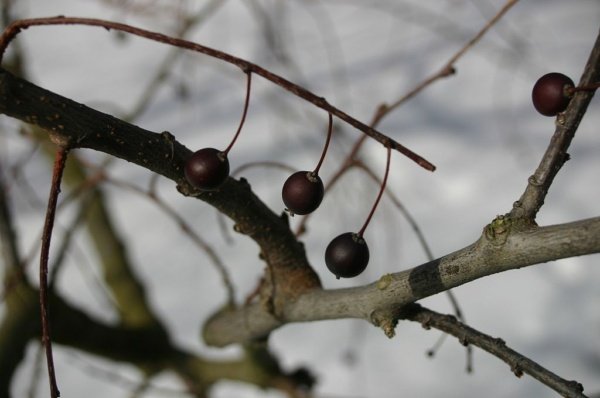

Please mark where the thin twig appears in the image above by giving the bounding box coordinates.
[295,0,520,236]
[377,0,520,123]
[0,16,435,171]
[121,0,227,122]
[39,146,69,398]
[511,29,600,222]
[402,304,587,398]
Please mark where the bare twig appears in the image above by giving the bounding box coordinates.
[378,0,520,123]
[0,16,435,171]
[511,29,600,222]
[39,146,69,398]
[402,303,587,398]
[296,0,520,235]
[122,0,227,122]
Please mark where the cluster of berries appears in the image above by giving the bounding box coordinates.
[183,72,391,279]
[183,70,597,280]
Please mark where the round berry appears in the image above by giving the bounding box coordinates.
[532,72,574,116]
[282,171,324,215]
[325,232,369,279]
[184,147,230,190]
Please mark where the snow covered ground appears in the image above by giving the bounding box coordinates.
[2,1,599,397]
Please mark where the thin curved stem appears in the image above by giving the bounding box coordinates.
[358,145,391,238]
[0,17,435,171]
[312,112,333,175]
[224,70,252,155]
[40,147,69,398]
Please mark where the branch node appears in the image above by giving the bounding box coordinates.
[567,380,585,393]
[160,130,175,161]
[376,274,393,290]
[370,310,398,338]
[420,314,433,330]
[483,214,512,244]
[510,360,524,378]
[527,175,542,187]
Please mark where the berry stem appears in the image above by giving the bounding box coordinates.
[571,82,600,92]
[224,70,252,155]
[40,146,69,398]
[358,145,391,237]
[313,112,333,175]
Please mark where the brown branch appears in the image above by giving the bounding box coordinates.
[39,147,69,398]
[401,304,587,398]
[0,16,435,171]
[511,29,600,221]
[3,66,598,358]
[0,67,321,307]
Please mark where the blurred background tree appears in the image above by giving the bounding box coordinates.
[0,1,599,397]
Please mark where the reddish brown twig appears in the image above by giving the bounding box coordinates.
[295,0,520,237]
[0,16,435,171]
[39,146,69,398]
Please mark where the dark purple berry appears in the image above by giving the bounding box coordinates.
[184,147,230,190]
[532,72,574,116]
[325,232,369,279]
[282,171,324,215]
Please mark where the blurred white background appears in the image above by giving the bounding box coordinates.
[1,0,599,397]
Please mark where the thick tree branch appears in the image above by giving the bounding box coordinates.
[0,25,598,397]
[0,67,322,308]
[203,216,600,346]
[1,63,599,350]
